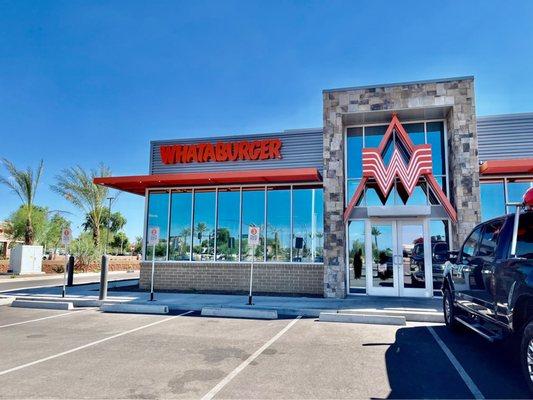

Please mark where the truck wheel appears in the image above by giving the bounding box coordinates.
[443,289,460,331]
[520,320,533,393]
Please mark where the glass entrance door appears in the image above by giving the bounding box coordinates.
[365,219,432,297]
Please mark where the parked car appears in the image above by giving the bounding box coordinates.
[442,187,533,393]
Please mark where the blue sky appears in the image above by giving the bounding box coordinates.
[1,0,532,240]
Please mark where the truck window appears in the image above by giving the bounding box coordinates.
[460,226,482,260]
[516,213,533,259]
[478,219,504,258]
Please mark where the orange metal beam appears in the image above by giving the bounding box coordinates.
[93,168,322,196]
[479,158,533,175]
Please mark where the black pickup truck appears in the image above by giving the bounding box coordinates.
[442,187,533,392]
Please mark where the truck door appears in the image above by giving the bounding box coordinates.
[473,218,505,321]
[452,225,483,308]
[495,213,533,326]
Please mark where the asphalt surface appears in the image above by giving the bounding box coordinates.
[0,306,530,399]
[0,271,139,292]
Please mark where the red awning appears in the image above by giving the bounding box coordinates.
[93,168,322,195]
[479,158,533,175]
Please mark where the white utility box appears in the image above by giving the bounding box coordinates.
[9,245,43,275]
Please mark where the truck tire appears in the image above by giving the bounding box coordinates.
[443,288,461,331]
[520,320,533,393]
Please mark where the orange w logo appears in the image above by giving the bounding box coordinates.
[362,145,433,196]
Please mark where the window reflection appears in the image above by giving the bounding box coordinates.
[405,123,425,145]
[241,188,265,262]
[347,127,363,179]
[145,191,169,260]
[427,122,445,176]
[292,188,324,263]
[348,220,366,290]
[507,181,533,211]
[346,121,448,208]
[480,182,505,221]
[429,220,450,291]
[266,187,291,261]
[216,188,240,261]
[147,186,324,263]
[192,190,216,261]
[169,190,192,261]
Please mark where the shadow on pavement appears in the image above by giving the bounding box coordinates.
[382,325,530,399]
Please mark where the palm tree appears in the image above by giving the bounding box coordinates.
[51,164,112,246]
[371,227,381,250]
[0,158,44,245]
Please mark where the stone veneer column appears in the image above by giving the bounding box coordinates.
[322,95,346,298]
[445,79,480,248]
[322,77,480,298]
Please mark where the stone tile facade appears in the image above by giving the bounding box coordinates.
[140,262,324,295]
[322,77,480,298]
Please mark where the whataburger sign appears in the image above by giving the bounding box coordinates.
[343,114,457,222]
[160,138,282,164]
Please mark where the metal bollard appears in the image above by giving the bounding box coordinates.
[67,255,75,286]
[99,254,109,300]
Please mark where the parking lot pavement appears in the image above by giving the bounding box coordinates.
[0,307,530,399]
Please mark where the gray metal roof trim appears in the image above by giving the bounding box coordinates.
[150,127,323,146]
[322,76,475,93]
[477,111,533,121]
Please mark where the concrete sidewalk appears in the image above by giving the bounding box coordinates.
[0,270,138,283]
[1,282,443,321]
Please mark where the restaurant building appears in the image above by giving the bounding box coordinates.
[95,76,533,299]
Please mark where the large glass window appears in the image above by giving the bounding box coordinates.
[192,190,216,261]
[426,122,446,176]
[216,188,240,261]
[346,121,448,206]
[145,191,169,260]
[146,185,324,263]
[169,190,192,261]
[241,188,265,262]
[266,187,291,262]
[347,127,363,179]
[405,122,425,145]
[481,182,505,221]
[507,180,533,211]
[292,188,323,263]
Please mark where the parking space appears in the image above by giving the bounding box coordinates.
[0,307,530,399]
[0,306,83,328]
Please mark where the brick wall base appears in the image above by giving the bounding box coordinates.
[139,262,324,296]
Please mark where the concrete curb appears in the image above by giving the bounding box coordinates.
[319,312,406,326]
[12,296,104,308]
[201,307,278,320]
[11,300,74,310]
[339,309,444,323]
[0,296,16,306]
[100,303,169,314]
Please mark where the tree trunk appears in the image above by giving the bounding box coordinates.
[92,226,100,246]
[25,217,34,245]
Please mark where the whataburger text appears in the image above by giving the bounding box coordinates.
[159,138,282,164]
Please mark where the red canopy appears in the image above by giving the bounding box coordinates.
[93,168,322,195]
[479,158,533,175]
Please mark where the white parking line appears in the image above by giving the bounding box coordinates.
[0,309,92,329]
[201,316,301,400]
[0,310,193,377]
[427,326,485,400]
